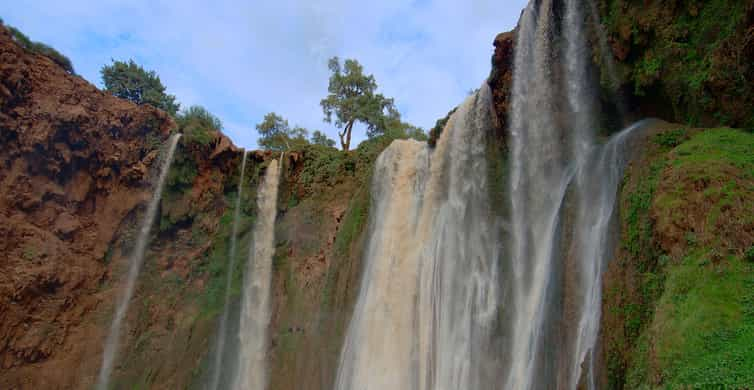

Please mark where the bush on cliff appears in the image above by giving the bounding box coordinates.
[2,21,75,74]
[256,112,309,151]
[177,105,222,146]
[101,59,180,116]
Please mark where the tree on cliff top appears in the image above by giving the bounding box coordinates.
[256,112,309,151]
[101,60,179,116]
[177,106,222,145]
[320,57,398,151]
[310,130,336,147]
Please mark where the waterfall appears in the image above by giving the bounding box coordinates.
[209,150,249,390]
[96,133,181,390]
[335,84,500,390]
[233,158,281,390]
[503,0,648,388]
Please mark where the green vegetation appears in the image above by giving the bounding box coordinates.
[653,128,688,149]
[101,59,180,116]
[428,107,457,147]
[256,112,309,151]
[321,57,424,151]
[613,128,754,388]
[310,130,336,147]
[600,0,753,127]
[2,20,74,74]
[177,105,222,146]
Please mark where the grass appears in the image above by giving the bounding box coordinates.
[619,127,754,388]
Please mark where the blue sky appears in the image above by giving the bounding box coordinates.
[4,0,527,149]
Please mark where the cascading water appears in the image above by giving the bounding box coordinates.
[209,150,249,390]
[96,133,181,390]
[503,0,648,388]
[335,85,501,390]
[233,158,281,390]
[334,0,649,388]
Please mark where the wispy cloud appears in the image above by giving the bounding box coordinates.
[2,0,526,148]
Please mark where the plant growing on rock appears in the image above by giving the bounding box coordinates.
[256,112,309,151]
[177,105,222,146]
[2,21,75,74]
[101,59,180,116]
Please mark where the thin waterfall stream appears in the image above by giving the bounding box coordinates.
[209,150,249,390]
[97,133,181,390]
[233,158,281,390]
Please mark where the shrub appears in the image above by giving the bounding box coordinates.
[101,59,179,115]
[5,23,75,74]
[177,105,221,146]
[654,129,688,149]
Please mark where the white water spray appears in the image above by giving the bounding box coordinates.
[335,85,500,390]
[233,158,281,390]
[96,133,181,390]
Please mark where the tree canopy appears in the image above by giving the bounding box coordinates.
[321,57,401,151]
[256,112,309,151]
[177,106,222,145]
[310,130,336,147]
[101,60,179,116]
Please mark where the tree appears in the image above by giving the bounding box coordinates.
[256,112,309,151]
[320,57,396,151]
[101,60,179,116]
[177,105,222,145]
[369,106,427,141]
[310,130,336,147]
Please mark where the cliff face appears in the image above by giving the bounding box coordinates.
[1,1,752,388]
[0,24,174,387]
[0,22,378,388]
[0,23,249,388]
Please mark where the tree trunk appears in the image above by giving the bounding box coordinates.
[339,120,355,152]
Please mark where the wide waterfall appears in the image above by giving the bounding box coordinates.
[336,0,648,389]
[233,158,281,390]
[209,150,249,390]
[335,84,501,390]
[97,134,181,390]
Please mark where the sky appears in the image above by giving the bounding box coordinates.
[4,0,527,149]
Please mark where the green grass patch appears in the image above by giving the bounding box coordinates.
[621,127,754,387]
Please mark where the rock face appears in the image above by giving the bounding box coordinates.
[488,30,515,133]
[596,0,754,128]
[0,24,246,388]
[0,24,174,388]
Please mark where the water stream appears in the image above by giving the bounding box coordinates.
[233,158,281,390]
[96,133,181,390]
[209,150,249,390]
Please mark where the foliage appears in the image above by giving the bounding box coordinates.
[3,22,75,74]
[428,107,458,147]
[616,128,754,388]
[601,0,752,127]
[653,128,688,149]
[371,106,428,141]
[177,105,221,146]
[321,57,417,151]
[256,112,309,151]
[310,130,336,147]
[101,59,180,116]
